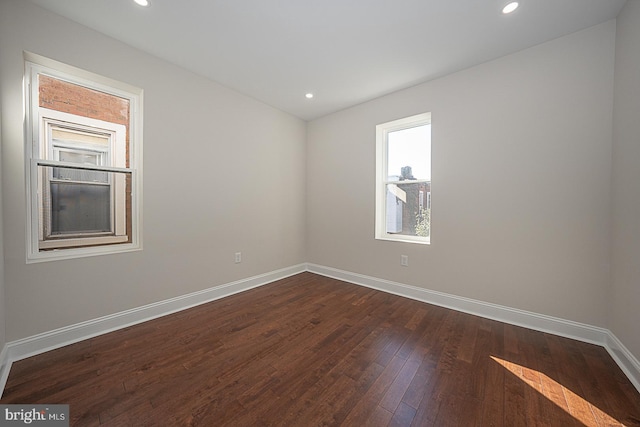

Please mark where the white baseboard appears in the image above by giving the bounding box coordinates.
[1,262,639,397]
[0,263,306,396]
[306,263,640,394]
[604,331,640,393]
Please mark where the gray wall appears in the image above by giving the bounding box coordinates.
[0,109,5,352]
[307,21,616,328]
[0,1,307,340]
[611,1,640,360]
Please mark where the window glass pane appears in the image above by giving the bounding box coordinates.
[50,182,111,234]
[52,128,109,146]
[387,124,431,180]
[58,150,99,165]
[52,162,109,183]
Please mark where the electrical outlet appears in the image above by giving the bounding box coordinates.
[401,255,409,267]
[235,252,242,263]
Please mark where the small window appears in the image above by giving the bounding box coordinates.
[25,53,143,262]
[375,113,431,244]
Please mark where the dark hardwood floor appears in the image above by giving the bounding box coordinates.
[2,272,640,426]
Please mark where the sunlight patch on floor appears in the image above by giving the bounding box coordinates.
[491,356,624,427]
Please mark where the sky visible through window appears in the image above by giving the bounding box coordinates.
[387,124,431,180]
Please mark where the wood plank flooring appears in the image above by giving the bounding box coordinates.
[2,272,640,426]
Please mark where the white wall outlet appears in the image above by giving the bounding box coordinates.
[401,255,409,267]
[235,252,242,263]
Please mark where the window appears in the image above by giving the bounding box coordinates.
[25,53,143,262]
[375,113,431,244]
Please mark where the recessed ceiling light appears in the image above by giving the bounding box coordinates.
[134,0,149,6]
[502,1,519,14]
[305,93,314,99]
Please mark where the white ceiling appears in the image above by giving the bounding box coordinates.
[28,0,626,121]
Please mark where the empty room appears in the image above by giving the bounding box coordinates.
[1,0,640,425]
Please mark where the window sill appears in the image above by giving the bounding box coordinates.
[375,235,431,245]
[28,241,141,263]
[39,235,129,250]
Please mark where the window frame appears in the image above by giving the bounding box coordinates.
[24,52,143,262]
[375,112,431,245]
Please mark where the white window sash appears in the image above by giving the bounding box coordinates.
[33,159,133,238]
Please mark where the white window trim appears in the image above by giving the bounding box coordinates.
[375,112,431,245]
[24,52,143,263]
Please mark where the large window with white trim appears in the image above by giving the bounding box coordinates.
[25,53,143,262]
[375,113,431,244]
